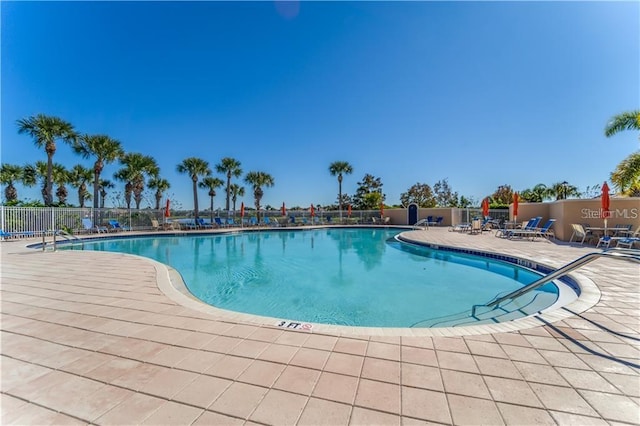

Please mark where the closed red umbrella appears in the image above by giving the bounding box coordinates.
[601,182,610,230]
[347,204,352,217]
[512,192,519,224]
[380,203,384,218]
[240,202,245,217]
[281,202,286,216]
[164,199,171,218]
[310,204,315,217]
[481,198,489,218]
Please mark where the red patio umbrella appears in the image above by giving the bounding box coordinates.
[281,202,286,216]
[512,192,519,224]
[310,204,315,217]
[347,204,352,217]
[240,202,245,217]
[601,182,610,231]
[164,199,171,218]
[481,198,489,218]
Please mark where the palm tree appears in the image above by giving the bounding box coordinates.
[199,176,224,221]
[52,164,70,205]
[99,179,114,208]
[147,177,171,210]
[550,181,580,200]
[177,157,211,220]
[73,134,124,210]
[610,151,640,196]
[244,171,274,221]
[215,157,243,212]
[16,114,77,206]
[0,164,25,203]
[605,110,640,138]
[230,183,245,212]
[68,164,94,207]
[329,161,353,219]
[115,153,159,209]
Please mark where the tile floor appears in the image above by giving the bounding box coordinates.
[1,227,638,425]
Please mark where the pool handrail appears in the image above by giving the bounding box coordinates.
[475,247,640,315]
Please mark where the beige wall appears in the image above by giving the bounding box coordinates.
[385,198,639,241]
[504,198,639,241]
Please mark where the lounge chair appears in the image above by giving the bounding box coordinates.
[198,218,214,228]
[288,215,297,226]
[82,218,107,234]
[227,218,237,227]
[108,220,129,232]
[450,223,471,233]
[508,218,555,241]
[0,229,14,240]
[616,237,640,249]
[469,218,482,234]
[414,218,429,228]
[213,218,225,228]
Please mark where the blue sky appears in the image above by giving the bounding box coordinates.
[2,1,638,210]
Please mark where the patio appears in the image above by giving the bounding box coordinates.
[1,227,639,425]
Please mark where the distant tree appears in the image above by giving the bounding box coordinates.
[177,157,211,220]
[16,114,77,206]
[433,179,459,207]
[244,171,275,221]
[215,157,243,212]
[490,184,514,206]
[0,164,26,203]
[520,183,551,203]
[73,134,124,210]
[115,153,159,209]
[610,151,640,196]
[199,176,224,220]
[581,183,602,199]
[399,182,436,207]
[68,164,94,207]
[230,183,245,212]
[147,177,171,210]
[352,174,384,210]
[99,179,115,208]
[550,181,580,200]
[605,110,640,138]
[328,161,354,218]
[458,195,475,208]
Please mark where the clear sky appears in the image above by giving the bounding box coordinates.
[2,1,639,210]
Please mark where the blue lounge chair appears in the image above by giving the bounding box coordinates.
[108,220,129,232]
[289,215,297,225]
[213,218,224,228]
[0,229,13,240]
[198,218,214,228]
[227,218,237,227]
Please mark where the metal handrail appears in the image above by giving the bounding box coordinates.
[481,248,640,311]
[42,229,82,251]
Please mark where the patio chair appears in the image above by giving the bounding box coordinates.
[213,218,225,228]
[616,237,640,249]
[227,218,237,227]
[108,220,129,232]
[289,215,297,226]
[0,229,14,240]
[82,218,107,234]
[150,219,160,231]
[199,218,214,228]
[569,224,595,244]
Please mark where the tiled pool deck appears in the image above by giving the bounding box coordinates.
[1,227,638,425]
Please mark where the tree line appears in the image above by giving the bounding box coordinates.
[3,110,638,213]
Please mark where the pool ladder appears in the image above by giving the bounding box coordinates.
[472,247,640,316]
[42,229,83,251]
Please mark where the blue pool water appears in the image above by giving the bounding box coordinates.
[68,228,560,327]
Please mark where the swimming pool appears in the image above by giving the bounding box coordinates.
[67,228,572,328]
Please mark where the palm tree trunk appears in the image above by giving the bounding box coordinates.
[192,180,199,220]
[46,155,54,206]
